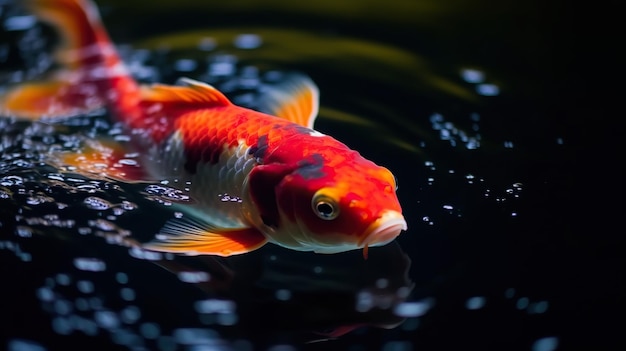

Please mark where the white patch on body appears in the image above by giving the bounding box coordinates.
[153,133,257,229]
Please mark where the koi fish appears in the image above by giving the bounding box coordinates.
[0,0,407,258]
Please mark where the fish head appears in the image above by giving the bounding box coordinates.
[247,148,407,255]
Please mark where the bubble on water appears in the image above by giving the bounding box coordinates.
[77,227,92,235]
[466,296,486,310]
[129,247,163,261]
[528,301,549,314]
[208,55,237,77]
[53,299,73,315]
[36,287,55,302]
[0,187,12,199]
[120,305,141,324]
[442,205,453,210]
[516,297,529,310]
[174,59,197,72]
[75,298,89,311]
[4,15,37,31]
[116,272,129,284]
[7,338,47,351]
[177,271,210,283]
[218,193,242,203]
[26,194,53,205]
[73,257,107,271]
[76,317,98,336]
[460,68,485,83]
[111,329,143,347]
[88,219,116,231]
[275,289,291,301]
[120,287,136,301]
[532,337,559,351]
[0,175,23,186]
[144,184,190,202]
[83,196,111,210]
[52,316,73,335]
[157,336,177,351]
[476,83,500,96]
[234,34,262,49]
[195,299,236,314]
[173,328,220,345]
[393,299,433,317]
[94,310,120,329]
[140,322,161,339]
[56,273,71,286]
[198,37,217,51]
[217,313,238,326]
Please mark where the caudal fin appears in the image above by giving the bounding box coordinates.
[0,0,140,119]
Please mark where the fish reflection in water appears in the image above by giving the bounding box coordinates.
[155,241,414,343]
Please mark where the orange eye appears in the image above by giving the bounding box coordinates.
[312,191,340,220]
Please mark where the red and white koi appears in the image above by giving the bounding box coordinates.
[0,0,407,258]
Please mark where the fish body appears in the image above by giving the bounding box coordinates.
[1,0,407,257]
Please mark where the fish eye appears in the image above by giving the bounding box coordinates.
[312,193,339,220]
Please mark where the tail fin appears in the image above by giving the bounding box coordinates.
[1,0,140,119]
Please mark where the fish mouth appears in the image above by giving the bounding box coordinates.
[359,210,407,249]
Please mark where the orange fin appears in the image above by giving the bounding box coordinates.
[256,73,319,128]
[2,0,138,120]
[143,217,268,256]
[0,77,105,119]
[140,78,231,109]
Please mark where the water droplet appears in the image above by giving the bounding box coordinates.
[73,257,106,272]
[173,328,220,345]
[234,34,262,49]
[476,83,500,96]
[7,338,47,351]
[177,271,210,283]
[116,272,129,284]
[83,196,111,210]
[174,59,197,72]
[532,337,559,351]
[393,300,432,317]
[460,68,485,83]
[275,289,291,301]
[94,310,120,329]
[195,299,236,314]
[120,287,136,301]
[465,296,486,310]
[516,297,529,310]
[140,322,161,339]
[120,305,141,324]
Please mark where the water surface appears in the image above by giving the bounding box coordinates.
[0,1,619,351]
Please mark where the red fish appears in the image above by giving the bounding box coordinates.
[1,0,407,258]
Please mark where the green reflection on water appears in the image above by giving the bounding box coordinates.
[137,28,473,102]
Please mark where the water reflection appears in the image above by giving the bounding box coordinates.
[156,241,413,343]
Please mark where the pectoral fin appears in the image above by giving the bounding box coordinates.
[143,217,268,256]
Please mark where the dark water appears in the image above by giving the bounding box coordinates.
[0,1,620,351]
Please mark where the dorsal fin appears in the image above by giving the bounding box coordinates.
[256,73,319,129]
[140,78,232,107]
